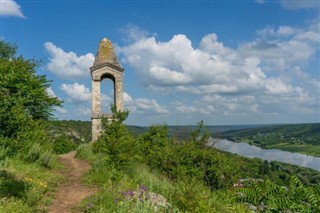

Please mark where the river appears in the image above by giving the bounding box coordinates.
[211,139,320,171]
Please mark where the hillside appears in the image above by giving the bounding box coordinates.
[45,120,92,144]
[221,123,320,156]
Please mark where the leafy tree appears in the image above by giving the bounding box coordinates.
[0,40,62,138]
[92,105,137,169]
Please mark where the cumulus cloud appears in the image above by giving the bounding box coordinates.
[120,23,319,118]
[44,42,94,79]
[121,33,269,95]
[124,92,168,114]
[240,23,320,71]
[60,83,91,102]
[0,0,25,18]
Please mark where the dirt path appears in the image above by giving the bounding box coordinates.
[49,151,98,213]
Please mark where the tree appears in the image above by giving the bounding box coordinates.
[0,40,62,138]
[92,105,137,169]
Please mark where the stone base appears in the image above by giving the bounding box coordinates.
[91,118,102,142]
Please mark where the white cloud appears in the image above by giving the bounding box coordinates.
[120,23,319,119]
[120,24,152,42]
[280,0,320,10]
[266,78,293,94]
[75,106,91,116]
[173,101,197,113]
[54,106,68,114]
[60,83,91,102]
[46,87,57,97]
[257,25,298,37]
[240,23,320,71]
[124,92,168,114]
[0,0,25,18]
[121,34,268,95]
[44,42,94,79]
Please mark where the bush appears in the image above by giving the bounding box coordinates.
[137,121,240,189]
[52,134,76,154]
[92,106,139,170]
[235,176,320,212]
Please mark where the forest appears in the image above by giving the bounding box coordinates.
[1,40,320,212]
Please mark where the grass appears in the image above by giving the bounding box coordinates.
[76,144,250,213]
[0,154,64,212]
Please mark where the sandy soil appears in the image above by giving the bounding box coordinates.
[48,151,97,213]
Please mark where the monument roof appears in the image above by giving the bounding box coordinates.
[92,38,122,70]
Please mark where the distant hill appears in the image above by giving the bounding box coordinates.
[221,123,320,145]
[46,121,271,143]
[46,120,92,144]
[220,123,320,156]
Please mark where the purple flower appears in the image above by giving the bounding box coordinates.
[139,184,147,192]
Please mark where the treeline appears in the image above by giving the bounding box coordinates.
[221,123,320,145]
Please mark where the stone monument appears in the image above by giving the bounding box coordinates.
[90,38,124,141]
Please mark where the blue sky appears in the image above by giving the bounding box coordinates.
[1,0,319,125]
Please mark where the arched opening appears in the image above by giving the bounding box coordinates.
[100,74,115,114]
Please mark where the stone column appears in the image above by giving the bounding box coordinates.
[115,75,124,111]
[91,79,101,141]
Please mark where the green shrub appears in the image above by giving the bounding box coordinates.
[20,143,54,168]
[38,149,54,168]
[137,122,240,189]
[235,176,320,212]
[23,143,42,163]
[92,106,139,170]
[52,134,76,154]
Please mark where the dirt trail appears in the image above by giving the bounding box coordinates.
[49,151,97,213]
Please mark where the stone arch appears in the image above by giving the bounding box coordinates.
[90,38,124,141]
[101,74,116,109]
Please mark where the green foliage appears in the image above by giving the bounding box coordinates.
[0,170,26,198]
[0,40,62,138]
[137,122,242,189]
[78,119,320,212]
[235,176,320,212]
[52,134,76,154]
[0,156,62,212]
[0,197,33,213]
[92,106,138,170]
[0,41,67,212]
[76,143,97,163]
[20,143,54,168]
